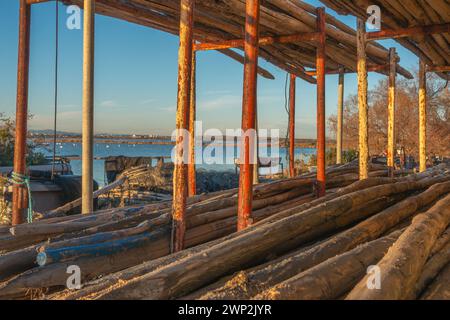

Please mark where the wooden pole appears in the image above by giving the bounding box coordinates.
[289,74,296,178]
[172,0,194,252]
[12,0,31,226]
[336,69,344,164]
[357,19,369,180]
[316,7,326,197]
[419,61,427,173]
[387,48,397,177]
[237,0,259,231]
[188,51,196,197]
[81,0,95,214]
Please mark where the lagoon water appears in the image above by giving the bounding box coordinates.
[40,143,316,186]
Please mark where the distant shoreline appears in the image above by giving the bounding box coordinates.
[31,134,336,148]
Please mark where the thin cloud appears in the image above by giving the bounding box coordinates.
[140,98,157,105]
[200,95,241,110]
[100,100,118,108]
[204,90,232,96]
[159,105,176,113]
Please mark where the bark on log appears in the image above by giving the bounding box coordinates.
[409,227,450,299]
[346,192,450,300]
[93,179,442,299]
[420,263,450,300]
[199,180,450,300]
[254,230,403,300]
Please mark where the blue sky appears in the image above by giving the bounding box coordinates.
[0,0,420,138]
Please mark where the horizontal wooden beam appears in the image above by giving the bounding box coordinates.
[427,65,450,73]
[366,23,450,41]
[26,0,50,4]
[194,32,320,51]
[305,64,389,76]
[305,63,414,79]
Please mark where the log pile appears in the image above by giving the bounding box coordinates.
[0,163,448,300]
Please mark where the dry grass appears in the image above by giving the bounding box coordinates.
[0,176,11,225]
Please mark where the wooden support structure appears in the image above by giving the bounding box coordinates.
[426,65,450,73]
[81,0,95,214]
[237,0,259,231]
[336,69,344,165]
[194,32,320,51]
[387,48,397,177]
[366,23,450,41]
[305,63,412,80]
[12,0,31,226]
[357,19,369,180]
[288,74,296,178]
[419,61,427,173]
[316,7,326,197]
[172,0,195,252]
[305,64,388,76]
[188,51,196,197]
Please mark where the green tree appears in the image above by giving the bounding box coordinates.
[0,113,46,167]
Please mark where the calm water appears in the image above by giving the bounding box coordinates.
[40,143,316,186]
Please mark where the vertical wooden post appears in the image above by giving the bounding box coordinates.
[172,0,194,252]
[288,74,296,178]
[419,61,427,172]
[336,69,344,164]
[188,51,196,197]
[316,7,326,197]
[387,48,397,177]
[12,0,31,225]
[81,0,95,214]
[357,19,369,180]
[237,0,259,231]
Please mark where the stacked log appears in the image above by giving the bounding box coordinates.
[0,163,448,300]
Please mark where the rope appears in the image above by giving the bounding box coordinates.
[284,73,290,168]
[9,172,33,223]
[51,0,59,179]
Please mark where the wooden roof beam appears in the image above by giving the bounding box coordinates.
[305,64,413,78]
[194,32,320,51]
[426,65,450,73]
[27,0,50,4]
[366,23,450,41]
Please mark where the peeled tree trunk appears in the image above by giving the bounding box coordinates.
[254,230,403,300]
[411,236,450,299]
[93,178,445,299]
[420,263,450,300]
[346,192,450,300]
[54,177,403,300]
[197,180,450,299]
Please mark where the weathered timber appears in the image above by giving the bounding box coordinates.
[346,192,450,300]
